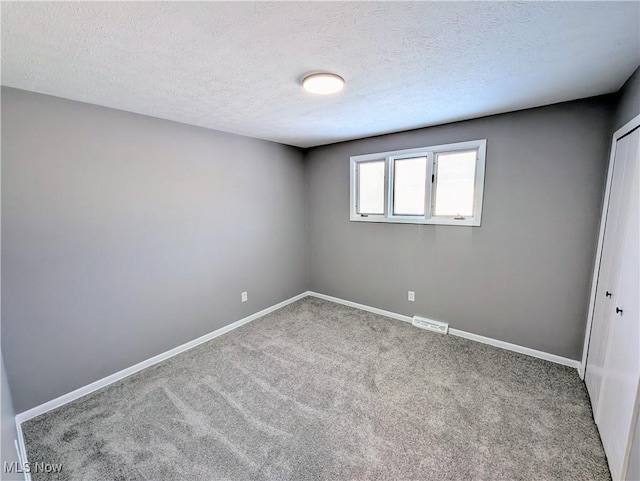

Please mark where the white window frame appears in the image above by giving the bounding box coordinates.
[350,139,486,227]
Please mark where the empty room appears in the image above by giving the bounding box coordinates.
[1,2,639,480]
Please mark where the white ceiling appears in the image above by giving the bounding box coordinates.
[2,2,639,148]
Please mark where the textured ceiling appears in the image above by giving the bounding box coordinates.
[2,2,639,148]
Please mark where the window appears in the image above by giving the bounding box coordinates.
[393,156,427,216]
[356,160,385,215]
[350,139,486,226]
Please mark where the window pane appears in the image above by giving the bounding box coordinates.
[357,161,385,215]
[393,156,427,216]
[433,150,476,217]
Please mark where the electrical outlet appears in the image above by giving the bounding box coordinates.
[408,291,415,302]
[241,291,248,303]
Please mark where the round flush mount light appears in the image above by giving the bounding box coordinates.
[302,73,345,95]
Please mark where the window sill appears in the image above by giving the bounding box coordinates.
[349,215,482,227]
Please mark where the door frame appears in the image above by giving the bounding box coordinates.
[580,113,640,379]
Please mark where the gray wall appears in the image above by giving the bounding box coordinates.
[1,352,22,480]
[0,117,21,479]
[613,66,640,132]
[1,87,308,413]
[306,96,614,361]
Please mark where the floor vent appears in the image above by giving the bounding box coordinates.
[412,316,449,334]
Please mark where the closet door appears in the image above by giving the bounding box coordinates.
[597,128,639,480]
[585,129,636,415]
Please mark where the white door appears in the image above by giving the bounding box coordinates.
[585,125,640,480]
[586,128,638,415]
[597,128,639,480]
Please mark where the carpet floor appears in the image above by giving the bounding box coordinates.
[22,297,610,480]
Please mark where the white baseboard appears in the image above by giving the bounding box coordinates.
[14,288,580,471]
[14,291,309,478]
[447,328,581,369]
[15,291,309,426]
[308,291,581,370]
[14,417,31,481]
[309,291,413,323]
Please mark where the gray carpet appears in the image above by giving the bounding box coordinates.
[22,297,610,480]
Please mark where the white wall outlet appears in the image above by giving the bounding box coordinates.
[408,291,415,302]
[241,291,248,303]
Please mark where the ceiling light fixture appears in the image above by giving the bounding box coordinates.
[302,73,345,95]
